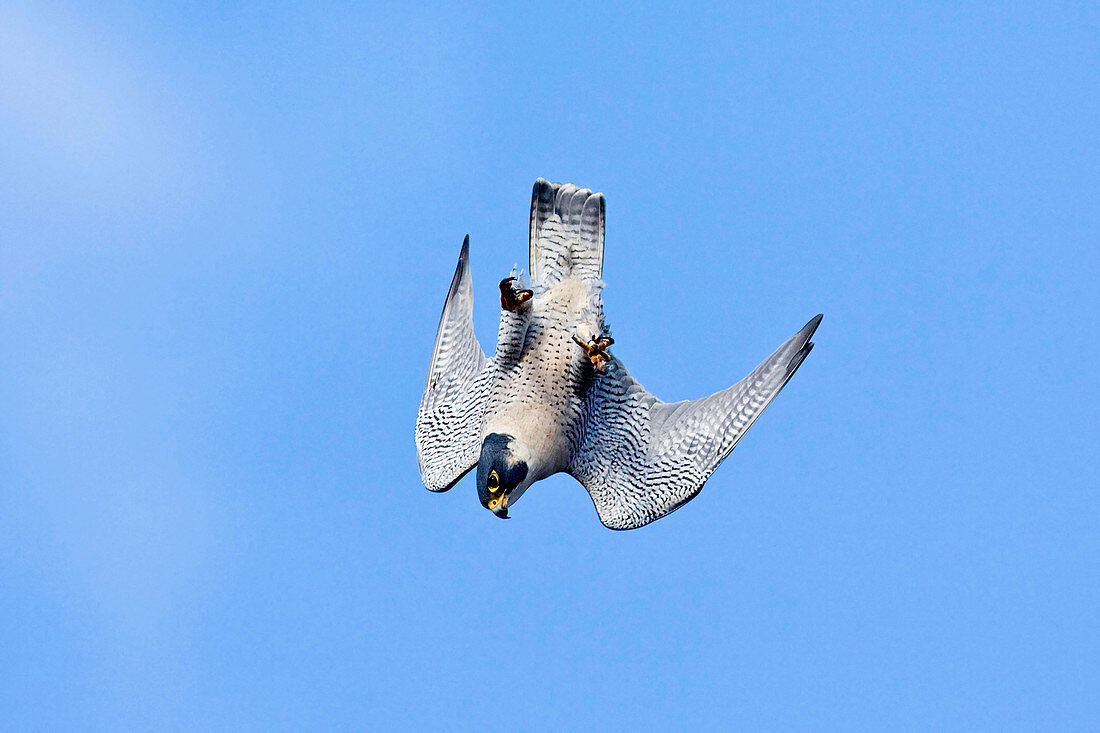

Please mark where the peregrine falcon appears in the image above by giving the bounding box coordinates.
[416,179,821,530]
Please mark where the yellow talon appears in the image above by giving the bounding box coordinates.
[499,278,533,311]
[573,333,615,372]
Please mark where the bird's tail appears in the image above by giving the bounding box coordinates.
[529,179,605,288]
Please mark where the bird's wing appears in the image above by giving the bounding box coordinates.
[416,236,495,491]
[529,178,604,286]
[569,315,822,529]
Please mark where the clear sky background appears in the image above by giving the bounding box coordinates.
[1,1,1097,729]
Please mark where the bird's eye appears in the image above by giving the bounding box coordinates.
[487,471,500,491]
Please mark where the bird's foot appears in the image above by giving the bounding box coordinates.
[573,333,615,373]
[499,277,533,312]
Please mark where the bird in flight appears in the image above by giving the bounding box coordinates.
[416,179,821,530]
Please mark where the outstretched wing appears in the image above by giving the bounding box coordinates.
[569,315,822,529]
[416,236,495,491]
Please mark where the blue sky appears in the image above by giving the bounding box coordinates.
[1,1,1096,729]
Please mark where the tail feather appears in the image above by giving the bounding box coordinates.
[529,178,605,286]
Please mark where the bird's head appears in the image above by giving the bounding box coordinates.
[477,433,530,519]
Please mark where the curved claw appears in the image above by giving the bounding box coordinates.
[573,333,615,372]
[499,277,533,312]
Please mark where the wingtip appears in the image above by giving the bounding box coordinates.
[783,316,821,375]
[446,235,471,303]
[800,313,823,341]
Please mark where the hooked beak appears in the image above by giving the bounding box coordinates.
[488,494,510,519]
